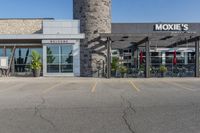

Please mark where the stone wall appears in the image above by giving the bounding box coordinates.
[73,0,112,77]
[0,19,43,34]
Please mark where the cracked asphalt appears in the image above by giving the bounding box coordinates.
[0,77,200,133]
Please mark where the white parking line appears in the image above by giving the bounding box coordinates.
[129,80,141,92]
[91,80,98,93]
[0,83,26,93]
[162,81,195,91]
[42,82,63,94]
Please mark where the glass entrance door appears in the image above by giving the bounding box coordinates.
[46,45,73,74]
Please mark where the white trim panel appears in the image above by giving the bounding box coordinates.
[0,34,85,40]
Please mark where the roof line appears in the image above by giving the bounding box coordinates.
[0,18,54,20]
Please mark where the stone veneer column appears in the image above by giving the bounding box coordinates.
[73,0,112,77]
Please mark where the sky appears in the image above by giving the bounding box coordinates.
[0,0,200,22]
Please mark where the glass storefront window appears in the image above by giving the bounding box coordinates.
[0,49,2,56]
[47,45,73,73]
[149,51,195,77]
[0,47,42,75]
[188,52,195,63]
[14,48,42,73]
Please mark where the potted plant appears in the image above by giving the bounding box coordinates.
[30,50,42,77]
[159,65,167,77]
[137,65,145,77]
[111,57,119,77]
[118,65,128,78]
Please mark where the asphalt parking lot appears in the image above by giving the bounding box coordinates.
[0,77,200,133]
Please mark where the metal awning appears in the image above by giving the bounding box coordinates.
[100,33,200,78]
[100,33,200,48]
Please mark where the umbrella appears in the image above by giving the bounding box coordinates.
[173,50,177,65]
[139,51,144,64]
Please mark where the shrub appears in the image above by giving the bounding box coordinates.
[159,65,167,73]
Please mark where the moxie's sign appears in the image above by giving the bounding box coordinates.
[154,24,189,31]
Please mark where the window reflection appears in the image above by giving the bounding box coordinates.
[14,48,42,73]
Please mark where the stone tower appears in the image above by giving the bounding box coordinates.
[73,0,112,77]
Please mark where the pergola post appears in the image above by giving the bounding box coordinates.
[106,37,111,79]
[195,38,200,77]
[145,38,150,78]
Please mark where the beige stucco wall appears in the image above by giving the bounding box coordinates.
[0,19,43,35]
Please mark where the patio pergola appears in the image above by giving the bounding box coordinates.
[100,33,200,78]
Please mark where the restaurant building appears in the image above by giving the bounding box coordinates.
[0,18,199,78]
[102,23,200,78]
[72,0,200,78]
[0,18,84,77]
